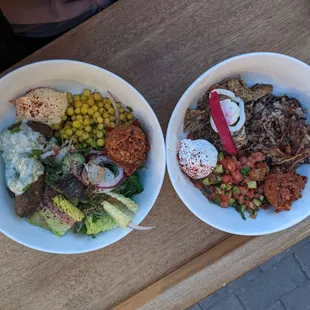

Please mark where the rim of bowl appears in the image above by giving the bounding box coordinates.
[166,52,310,236]
[0,59,166,253]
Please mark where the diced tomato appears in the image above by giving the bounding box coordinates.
[225,158,236,172]
[256,162,268,169]
[235,161,242,169]
[220,201,229,208]
[239,186,248,196]
[237,195,245,204]
[219,194,230,202]
[222,175,233,184]
[247,189,255,199]
[209,174,217,183]
[245,200,251,207]
[246,161,255,168]
[233,192,239,199]
[232,171,243,183]
[253,152,264,162]
[187,133,194,140]
[262,204,269,210]
[193,182,204,191]
[239,156,248,165]
[249,168,267,181]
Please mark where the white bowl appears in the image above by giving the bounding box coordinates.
[167,52,310,236]
[0,60,165,253]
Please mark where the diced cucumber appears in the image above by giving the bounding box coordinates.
[204,186,212,194]
[217,176,222,182]
[259,195,265,202]
[232,186,240,194]
[252,198,262,207]
[240,204,247,212]
[220,184,226,190]
[226,184,232,191]
[215,165,224,174]
[202,177,211,186]
[229,198,236,205]
[215,186,223,194]
[218,152,224,161]
[247,180,257,189]
[212,197,221,205]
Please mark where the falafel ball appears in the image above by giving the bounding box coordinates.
[105,124,149,175]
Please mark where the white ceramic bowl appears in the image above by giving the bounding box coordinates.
[167,52,310,236]
[0,60,165,253]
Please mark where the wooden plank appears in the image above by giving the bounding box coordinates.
[112,235,251,310]
[139,217,310,309]
[0,0,309,309]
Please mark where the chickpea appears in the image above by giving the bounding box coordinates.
[80,94,88,101]
[127,113,133,120]
[61,115,68,121]
[93,92,102,101]
[65,128,73,136]
[81,107,88,115]
[76,115,83,120]
[66,93,73,104]
[66,107,74,116]
[75,107,81,114]
[87,98,95,106]
[82,89,91,97]
[83,118,90,126]
[97,116,104,124]
[98,101,104,108]
[108,107,115,115]
[73,120,81,128]
[76,129,83,137]
[75,101,82,108]
[97,123,104,130]
[85,125,92,132]
[87,108,94,116]
[71,115,77,121]
[97,139,105,147]
[103,112,109,118]
[73,95,81,102]
[93,111,100,119]
[97,131,104,139]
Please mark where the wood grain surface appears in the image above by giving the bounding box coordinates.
[1,0,310,309]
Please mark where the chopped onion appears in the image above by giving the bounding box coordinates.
[108,91,120,126]
[127,223,155,230]
[210,89,246,133]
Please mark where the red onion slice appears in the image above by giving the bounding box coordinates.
[127,223,155,230]
[108,91,120,126]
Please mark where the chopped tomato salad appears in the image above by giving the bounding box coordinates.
[194,152,269,219]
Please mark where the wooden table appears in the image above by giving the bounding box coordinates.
[1,0,310,309]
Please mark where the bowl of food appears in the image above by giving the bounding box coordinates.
[167,52,310,235]
[0,60,165,253]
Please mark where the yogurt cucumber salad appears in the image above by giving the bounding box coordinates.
[0,87,151,237]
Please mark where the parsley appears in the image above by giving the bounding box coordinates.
[233,202,246,220]
[10,127,21,134]
[241,166,251,177]
[29,149,43,158]
[119,172,143,198]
